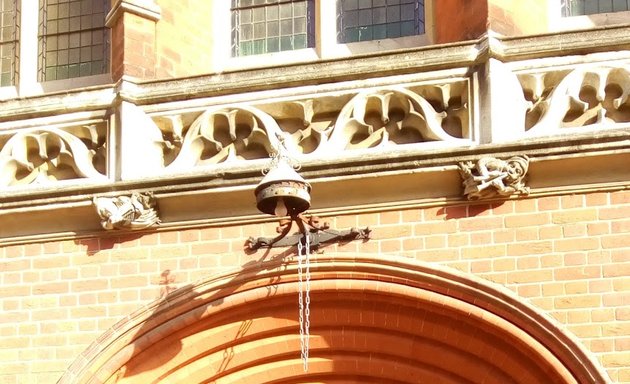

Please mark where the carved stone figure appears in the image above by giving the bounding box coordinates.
[93,192,160,230]
[459,155,530,200]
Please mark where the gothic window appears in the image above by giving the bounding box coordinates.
[0,0,18,86]
[231,0,315,57]
[337,0,425,43]
[0,0,109,93]
[38,0,109,81]
[561,0,630,16]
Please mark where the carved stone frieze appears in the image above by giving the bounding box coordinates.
[458,155,530,200]
[0,123,107,187]
[155,106,288,171]
[144,81,471,175]
[93,192,160,230]
[329,87,469,150]
[520,64,630,134]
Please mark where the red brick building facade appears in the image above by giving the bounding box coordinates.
[1,0,629,383]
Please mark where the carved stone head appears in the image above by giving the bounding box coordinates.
[506,155,529,182]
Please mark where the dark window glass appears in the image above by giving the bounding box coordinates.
[561,0,630,16]
[231,0,314,57]
[38,0,109,81]
[0,0,18,86]
[337,0,424,43]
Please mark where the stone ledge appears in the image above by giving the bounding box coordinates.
[2,128,629,203]
[0,86,116,122]
[497,25,630,62]
[125,26,630,105]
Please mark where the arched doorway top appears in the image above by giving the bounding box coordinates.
[58,253,611,384]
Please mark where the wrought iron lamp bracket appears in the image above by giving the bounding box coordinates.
[246,214,371,251]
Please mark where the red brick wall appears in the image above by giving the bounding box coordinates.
[1,190,629,383]
[433,0,551,44]
[110,1,557,80]
[488,0,550,36]
[154,0,216,78]
[109,0,217,81]
[110,12,158,80]
[433,0,489,44]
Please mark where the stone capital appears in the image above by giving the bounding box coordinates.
[105,0,161,28]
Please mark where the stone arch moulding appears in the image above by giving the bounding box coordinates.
[58,253,610,384]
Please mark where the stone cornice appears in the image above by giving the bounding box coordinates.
[1,132,630,245]
[0,86,116,123]
[116,45,479,106]
[1,128,629,203]
[496,24,630,62]
[123,26,630,105]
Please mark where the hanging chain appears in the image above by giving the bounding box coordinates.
[297,231,311,372]
[304,232,311,369]
[297,237,305,369]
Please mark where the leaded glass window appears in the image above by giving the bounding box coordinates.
[38,0,109,81]
[231,0,314,57]
[0,0,18,86]
[337,0,424,43]
[561,0,630,16]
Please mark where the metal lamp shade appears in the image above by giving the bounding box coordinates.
[255,159,311,217]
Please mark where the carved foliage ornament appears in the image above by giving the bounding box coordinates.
[153,106,285,171]
[329,87,468,150]
[93,192,160,230]
[459,155,530,200]
[0,124,107,187]
[521,65,630,134]
[1,82,470,187]
[149,84,470,172]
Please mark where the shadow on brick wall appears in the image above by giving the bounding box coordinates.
[117,247,296,379]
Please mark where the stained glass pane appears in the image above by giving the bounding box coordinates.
[38,0,109,81]
[337,0,424,43]
[0,0,17,87]
[561,0,630,16]
[231,0,314,57]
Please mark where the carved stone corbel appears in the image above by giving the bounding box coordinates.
[93,192,160,230]
[458,155,530,200]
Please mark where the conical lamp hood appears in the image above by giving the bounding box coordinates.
[255,158,311,216]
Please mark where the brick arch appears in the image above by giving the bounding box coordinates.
[59,253,610,384]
